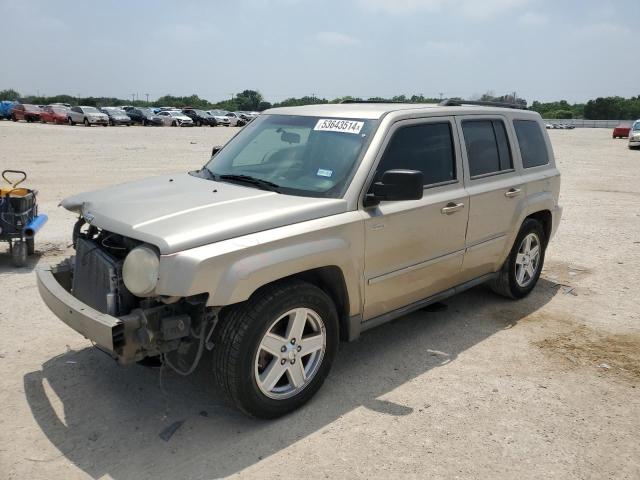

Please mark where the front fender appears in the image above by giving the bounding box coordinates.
[155,213,364,316]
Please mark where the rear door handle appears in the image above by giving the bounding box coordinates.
[441,202,465,215]
[505,188,522,198]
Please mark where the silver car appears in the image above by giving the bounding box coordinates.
[157,110,194,127]
[628,120,640,149]
[67,106,109,126]
[38,101,561,419]
[207,109,231,126]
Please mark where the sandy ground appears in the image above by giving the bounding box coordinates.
[0,121,638,480]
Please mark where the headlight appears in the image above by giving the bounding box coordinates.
[123,245,160,296]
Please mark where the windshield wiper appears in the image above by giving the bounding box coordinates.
[217,173,282,193]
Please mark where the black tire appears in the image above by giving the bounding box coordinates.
[84,118,90,127]
[109,119,114,126]
[11,115,17,122]
[142,119,147,126]
[213,280,339,419]
[12,241,28,267]
[196,120,202,127]
[490,218,546,299]
[68,117,74,126]
[26,238,35,255]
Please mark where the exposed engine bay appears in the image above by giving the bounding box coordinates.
[66,218,217,371]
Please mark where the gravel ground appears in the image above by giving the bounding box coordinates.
[0,122,638,480]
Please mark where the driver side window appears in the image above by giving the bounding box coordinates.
[375,122,457,187]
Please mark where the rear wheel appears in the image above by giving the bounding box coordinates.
[213,280,338,418]
[490,218,546,299]
[68,117,74,125]
[11,115,17,122]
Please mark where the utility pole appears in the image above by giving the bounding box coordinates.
[131,93,135,104]
[145,93,149,104]
[439,92,444,100]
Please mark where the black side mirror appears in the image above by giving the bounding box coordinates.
[211,145,223,157]
[364,169,423,207]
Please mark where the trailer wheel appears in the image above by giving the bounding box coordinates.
[26,238,35,255]
[12,241,28,267]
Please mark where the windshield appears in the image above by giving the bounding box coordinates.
[169,111,183,116]
[633,122,640,131]
[204,114,378,198]
[83,107,99,113]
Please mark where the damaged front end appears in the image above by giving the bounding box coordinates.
[37,220,216,369]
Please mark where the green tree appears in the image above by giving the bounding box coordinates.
[0,89,20,101]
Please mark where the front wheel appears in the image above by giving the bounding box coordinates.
[11,241,28,267]
[84,118,90,127]
[490,218,546,299]
[213,280,338,419]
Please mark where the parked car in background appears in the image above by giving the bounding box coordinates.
[224,111,247,126]
[182,108,217,126]
[207,109,231,126]
[157,110,193,126]
[628,120,640,149]
[67,106,109,126]
[613,122,631,138]
[0,100,17,119]
[40,105,69,124]
[126,108,164,126]
[100,107,132,126]
[11,104,43,122]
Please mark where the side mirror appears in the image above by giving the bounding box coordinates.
[211,145,223,157]
[364,169,423,207]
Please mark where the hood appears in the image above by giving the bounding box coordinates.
[61,173,347,254]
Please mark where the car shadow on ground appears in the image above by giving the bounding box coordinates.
[23,280,559,479]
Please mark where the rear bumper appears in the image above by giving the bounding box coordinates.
[36,262,124,353]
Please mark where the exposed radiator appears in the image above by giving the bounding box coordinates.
[72,238,134,316]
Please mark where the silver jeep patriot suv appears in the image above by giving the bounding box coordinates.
[37,101,562,418]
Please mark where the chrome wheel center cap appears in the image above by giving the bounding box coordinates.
[286,344,296,361]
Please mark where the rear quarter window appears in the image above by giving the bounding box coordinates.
[513,120,549,168]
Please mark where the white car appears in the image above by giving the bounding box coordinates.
[207,109,231,126]
[629,120,640,149]
[157,110,194,127]
[67,106,109,127]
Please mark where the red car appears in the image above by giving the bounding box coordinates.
[613,122,631,139]
[11,104,43,122]
[40,105,69,124]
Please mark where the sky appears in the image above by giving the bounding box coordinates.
[1,0,637,104]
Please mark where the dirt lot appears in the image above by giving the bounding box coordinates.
[0,122,638,479]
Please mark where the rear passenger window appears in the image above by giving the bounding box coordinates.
[376,122,456,186]
[462,120,513,177]
[513,120,549,168]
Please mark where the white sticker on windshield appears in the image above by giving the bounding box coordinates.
[317,168,333,177]
[314,118,364,134]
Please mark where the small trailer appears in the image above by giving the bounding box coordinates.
[0,170,47,267]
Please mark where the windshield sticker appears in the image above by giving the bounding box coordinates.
[314,119,364,134]
[317,168,333,178]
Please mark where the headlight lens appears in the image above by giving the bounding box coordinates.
[123,245,160,296]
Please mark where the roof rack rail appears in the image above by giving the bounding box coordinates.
[340,99,399,104]
[439,99,527,110]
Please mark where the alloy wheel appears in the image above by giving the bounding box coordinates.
[515,233,541,287]
[254,308,326,400]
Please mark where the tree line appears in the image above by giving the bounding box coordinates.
[1,88,639,119]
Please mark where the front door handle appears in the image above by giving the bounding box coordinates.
[505,188,522,198]
[441,202,465,215]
